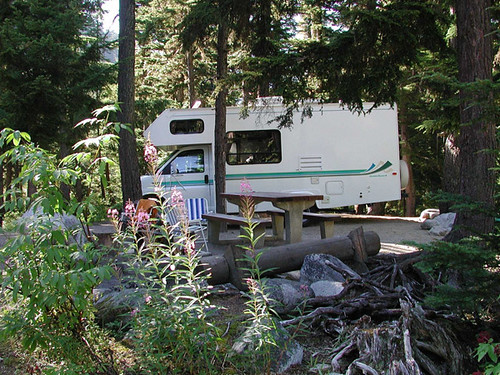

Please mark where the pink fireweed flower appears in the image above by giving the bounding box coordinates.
[124,199,135,217]
[171,188,184,208]
[240,178,253,195]
[144,140,158,165]
[107,208,119,220]
[245,278,259,292]
[145,295,152,303]
[135,209,150,228]
[130,308,139,317]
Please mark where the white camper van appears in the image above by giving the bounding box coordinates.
[141,102,408,213]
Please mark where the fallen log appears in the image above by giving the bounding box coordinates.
[198,228,380,289]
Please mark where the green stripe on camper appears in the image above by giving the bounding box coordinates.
[160,179,214,187]
[160,161,393,186]
[227,161,393,180]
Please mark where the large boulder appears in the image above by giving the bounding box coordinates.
[421,212,456,237]
[310,280,345,298]
[300,254,357,284]
[19,206,90,247]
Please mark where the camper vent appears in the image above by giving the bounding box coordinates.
[299,155,322,171]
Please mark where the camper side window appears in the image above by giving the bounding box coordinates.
[162,149,204,174]
[170,119,204,134]
[226,130,281,165]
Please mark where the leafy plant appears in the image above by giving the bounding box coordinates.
[474,331,500,375]
[416,229,500,318]
[0,121,120,373]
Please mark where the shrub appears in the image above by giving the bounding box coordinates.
[0,123,119,373]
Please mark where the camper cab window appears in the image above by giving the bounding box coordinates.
[162,149,205,174]
[226,130,281,165]
[170,119,204,134]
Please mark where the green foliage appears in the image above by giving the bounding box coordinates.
[475,332,500,375]
[0,0,113,150]
[0,123,119,373]
[416,228,500,317]
[241,0,451,111]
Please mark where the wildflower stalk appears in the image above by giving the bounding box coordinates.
[237,179,277,373]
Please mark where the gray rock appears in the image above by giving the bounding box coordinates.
[429,225,451,237]
[310,280,344,298]
[265,278,313,314]
[420,219,434,230]
[279,270,301,281]
[421,212,456,237]
[19,206,89,247]
[300,254,348,284]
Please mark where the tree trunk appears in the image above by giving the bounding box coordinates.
[445,0,496,241]
[399,105,416,217]
[254,0,272,97]
[367,202,385,216]
[118,0,142,204]
[186,47,196,107]
[215,21,229,217]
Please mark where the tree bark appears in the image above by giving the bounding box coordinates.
[186,47,196,107]
[215,21,229,216]
[367,202,385,216]
[253,0,272,97]
[399,105,416,217]
[445,0,496,241]
[118,0,142,204]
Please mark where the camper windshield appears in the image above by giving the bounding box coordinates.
[161,149,204,174]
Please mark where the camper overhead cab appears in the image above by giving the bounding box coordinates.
[141,101,408,213]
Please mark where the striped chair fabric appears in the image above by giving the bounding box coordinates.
[185,198,207,221]
[167,197,209,252]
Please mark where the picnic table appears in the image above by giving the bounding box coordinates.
[221,191,323,244]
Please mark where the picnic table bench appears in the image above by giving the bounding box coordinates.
[202,213,271,248]
[267,209,341,241]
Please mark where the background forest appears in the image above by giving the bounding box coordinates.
[0,0,498,224]
[0,0,499,374]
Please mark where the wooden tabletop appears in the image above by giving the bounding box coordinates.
[221,191,323,203]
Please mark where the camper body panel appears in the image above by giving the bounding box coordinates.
[141,103,402,213]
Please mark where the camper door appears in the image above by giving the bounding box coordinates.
[157,146,213,205]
